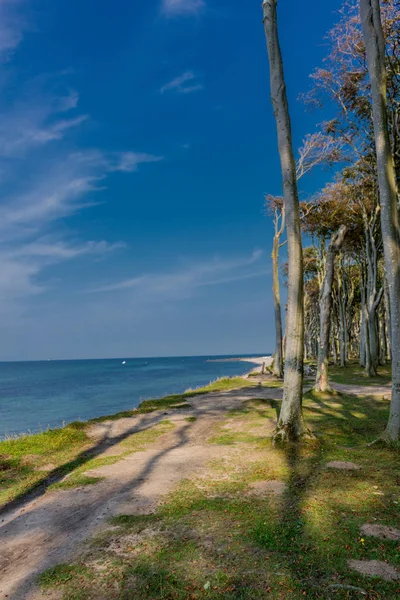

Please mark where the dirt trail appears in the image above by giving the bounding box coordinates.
[0,385,282,600]
[333,382,392,397]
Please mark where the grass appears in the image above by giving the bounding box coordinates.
[0,425,92,508]
[37,375,400,599]
[327,361,391,387]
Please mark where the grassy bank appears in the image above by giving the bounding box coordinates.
[0,376,261,511]
[37,387,400,599]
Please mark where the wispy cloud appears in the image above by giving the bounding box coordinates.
[0,239,125,305]
[162,0,205,17]
[113,152,164,172]
[0,68,163,312]
[88,249,265,297]
[0,0,29,61]
[0,148,163,241]
[160,71,203,94]
[0,82,89,157]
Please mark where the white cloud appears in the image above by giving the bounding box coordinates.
[160,71,203,94]
[162,0,205,17]
[0,142,161,310]
[0,147,163,241]
[0,83,89,157]
[89,249,265,297]
[0,0,29,61]
[113,152,164,172]
[0,239,125,306]
[10,239,126,260]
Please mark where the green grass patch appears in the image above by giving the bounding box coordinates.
[327,361,392,387]
[209,431,264,445]
[0,425,91,509]
[38,563,93,588]
[50,474,105,490]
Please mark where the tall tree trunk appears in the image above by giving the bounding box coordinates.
[332,330,338,365]
[272,208,285,378]
[339,298,347,367]
[360,307,366,367]
[366,296,383,376]
[315,226,347,392]
[379,312,387,366]
[263,0,307,441]
[384,278,392,359]
[360,0,400,441]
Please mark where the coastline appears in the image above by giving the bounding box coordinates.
[207,355,273,377]
[239,355,274,376]
[0,355,265,439]
[0,370,273,512]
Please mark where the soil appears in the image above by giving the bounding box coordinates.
[248,480,286,496]
[326,461,360,470]
[348,560,400,581]
[360,524,400,541]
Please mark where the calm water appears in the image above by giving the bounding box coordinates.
[0,355,262,438]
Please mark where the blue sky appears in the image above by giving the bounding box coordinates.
[0,0,343,361]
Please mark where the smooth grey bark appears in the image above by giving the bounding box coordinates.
[360,0,400,441]
[366,285,384,375]
[362,204,383,376]
[332,331,338,365]
[337,257,349,368]
[272,206,285,378]
[384,278,392,359]
[263,0,307,441]
[338,295,347,367]
[315,226,347,392]
[360,306,366,367]
[379,312,387,365]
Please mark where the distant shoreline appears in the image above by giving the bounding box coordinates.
[207,355,273,375]
[206,355,271,363]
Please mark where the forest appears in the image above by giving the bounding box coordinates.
[264,0,400,444]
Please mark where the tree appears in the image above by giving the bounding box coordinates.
[315,225,347,391]
[262,0,308,441]
[266,195,285,378]
[360,0,400,442]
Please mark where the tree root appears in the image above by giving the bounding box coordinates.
[328,584,367,595]
[367,435,400,449]
[314,384,332,393]
[272,423,315,445]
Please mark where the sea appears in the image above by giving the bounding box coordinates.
[0,355,263,438]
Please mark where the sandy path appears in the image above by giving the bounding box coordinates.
[0,385,283,600]
[333,383,392,397]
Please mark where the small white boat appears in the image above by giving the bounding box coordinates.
[122,361,126,365]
